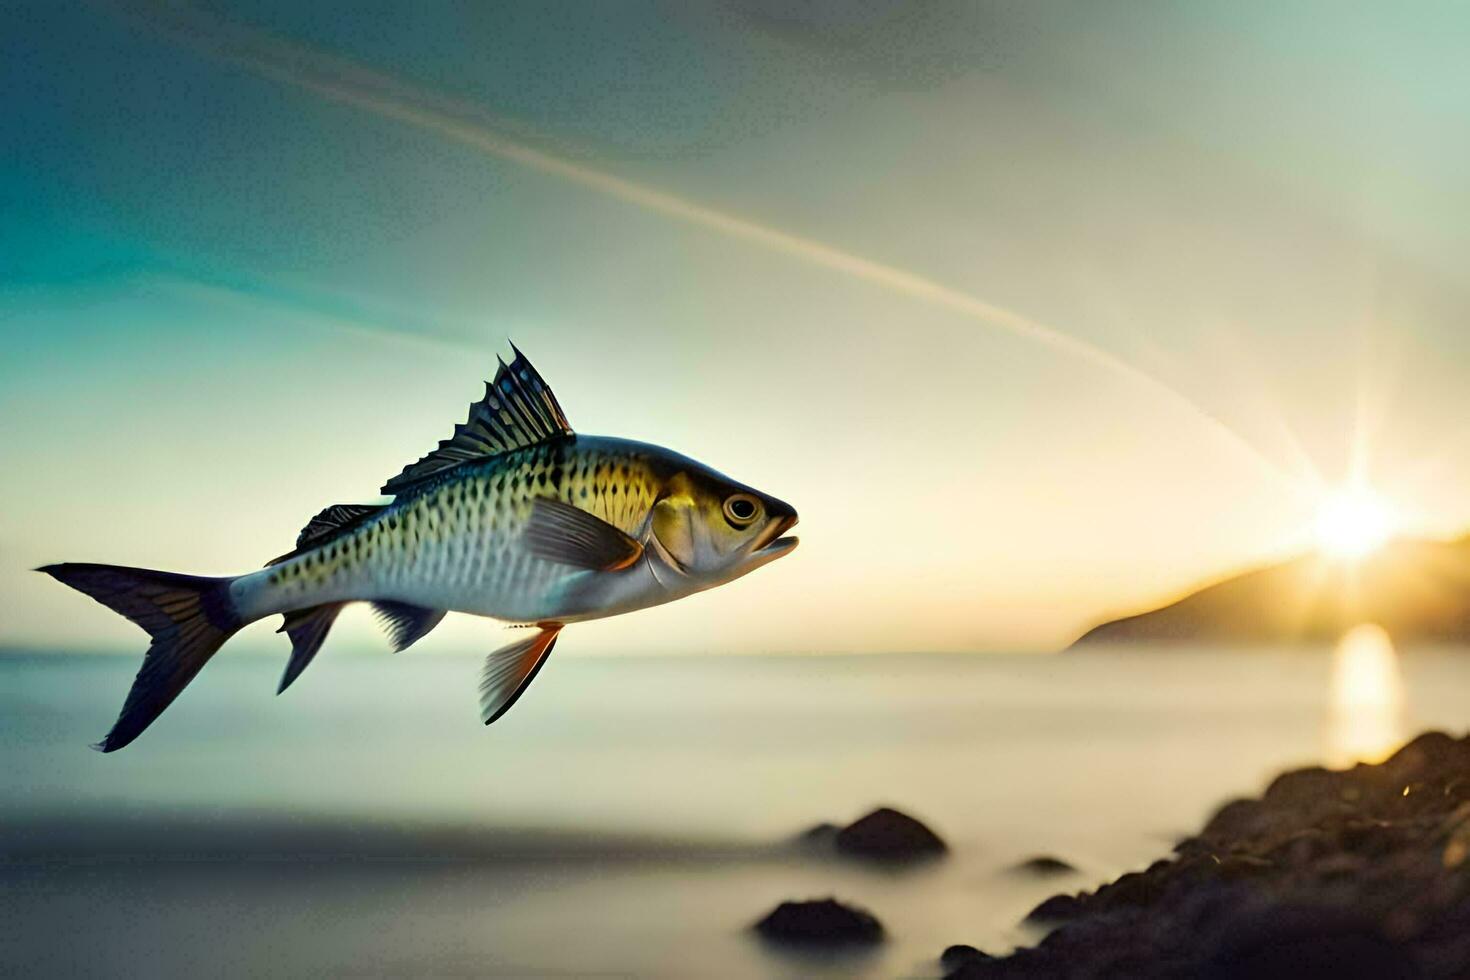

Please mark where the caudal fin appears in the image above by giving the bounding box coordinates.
[38,563,243,752]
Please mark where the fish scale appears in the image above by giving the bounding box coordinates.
[251,439,662,618]
[42,347,796,752]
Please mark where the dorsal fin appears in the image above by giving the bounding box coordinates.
[294,504,384,549]
[266,503,385,566]
[381,345,573,496]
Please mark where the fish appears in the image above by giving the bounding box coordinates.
[40,347,798,751]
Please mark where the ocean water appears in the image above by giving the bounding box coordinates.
[3,646,1469,978]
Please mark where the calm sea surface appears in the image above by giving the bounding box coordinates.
[3,646,1468,978]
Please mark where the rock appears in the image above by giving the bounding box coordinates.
[947,946,1053,979]
[1265,828,1334,867]
[1387,731,1462,779]
[1198,797,1272,843]
[1202,904,1422,979]
[1025,893,1084,922]
[1013,855,1077,875]
[943,731,1470,977]
[834,806,947,861]
[753,897,884,945]
[940,944,990,971]
[1207,931,1418,979]
[1338,819,1410,857]
[1089,869,1169,910]
[1213,855,1275,881]
[1263,766,1341,807]
[797,822,840,847]
[802,821,840,838]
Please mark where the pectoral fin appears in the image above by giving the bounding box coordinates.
[479,624,562,725]
[523,498,642,571]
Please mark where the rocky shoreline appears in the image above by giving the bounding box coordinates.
[755,734,1470,977]
[946,731,1470,978]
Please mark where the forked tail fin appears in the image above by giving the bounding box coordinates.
[38,563,243,752]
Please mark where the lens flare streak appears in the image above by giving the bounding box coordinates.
[125,0,1290,484]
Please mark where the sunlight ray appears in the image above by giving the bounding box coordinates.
[122,0,1294,486]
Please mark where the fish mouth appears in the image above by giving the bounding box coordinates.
[761,535,800,558]
[750,513,800,559]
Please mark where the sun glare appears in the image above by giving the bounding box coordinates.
[1314,487,1398,560]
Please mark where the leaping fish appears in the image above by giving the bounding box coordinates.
[41,347,798,751]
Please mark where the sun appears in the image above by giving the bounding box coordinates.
[1314,486,1399,560]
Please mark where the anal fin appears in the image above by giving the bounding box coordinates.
[277,602,346,694]
[479,624,562,725]
[371,601,447,653]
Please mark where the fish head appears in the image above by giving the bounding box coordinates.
[646,463,799,587]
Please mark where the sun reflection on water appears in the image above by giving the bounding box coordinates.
[1326,623,1406,768]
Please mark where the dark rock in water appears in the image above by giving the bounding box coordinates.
[798,822,840,847]
[1014,855,1077,875]
[835,806,947,861]
[754,897,884,945]
[945,731,1470,978]
[941,944,991,971]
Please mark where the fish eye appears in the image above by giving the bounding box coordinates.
[723,494,761,527]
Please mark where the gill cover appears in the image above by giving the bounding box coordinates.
[650,495,697,574]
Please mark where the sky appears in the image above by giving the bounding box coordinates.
[4,0,1470,654]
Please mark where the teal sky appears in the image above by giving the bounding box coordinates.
[5,1,1470,654]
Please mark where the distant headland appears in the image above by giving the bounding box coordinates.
[1071,536,1470,648]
